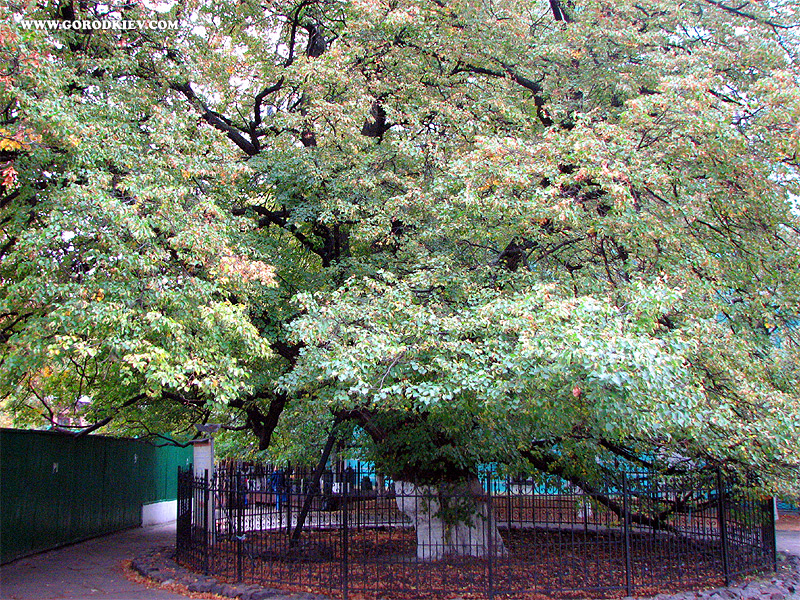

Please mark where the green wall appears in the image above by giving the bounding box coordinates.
[0,428,192,564]
[145,440,194,505]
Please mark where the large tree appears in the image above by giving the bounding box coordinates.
[2,0,800,545]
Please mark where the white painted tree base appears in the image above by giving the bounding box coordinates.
[394,479,507,560]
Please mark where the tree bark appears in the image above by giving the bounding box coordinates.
[393,478,507,560]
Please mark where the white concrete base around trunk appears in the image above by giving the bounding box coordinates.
[394,479,507,560]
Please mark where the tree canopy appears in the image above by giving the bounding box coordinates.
[2,0,800,493]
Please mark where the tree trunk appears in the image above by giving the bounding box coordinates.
[394,479,507,560]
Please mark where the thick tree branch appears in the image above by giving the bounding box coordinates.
[285,0,318,66]
[335,407,390,443]
[252,77,285,133]
[170,82,259,156]
[232,205,319,256]
[521,448,687,532]
[451,62,543,95]
[451,61,552,126]
[549,0,573,22]
[702,0,796,29]
[361,100,392,139]
[497,62,545,94]
[304,22,327,57]
[229,391,290,451]
[233,204,348,267]
[74,394,147,437]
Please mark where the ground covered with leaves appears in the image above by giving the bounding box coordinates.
[190,526,733,600]
[776,513,800,532]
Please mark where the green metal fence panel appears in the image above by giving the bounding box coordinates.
[1,429,79,562]
[0,428,190,564]
[146,443,193,505]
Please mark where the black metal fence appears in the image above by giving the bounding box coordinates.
[176,462,776,599]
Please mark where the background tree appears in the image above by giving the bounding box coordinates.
[2,0,799,535]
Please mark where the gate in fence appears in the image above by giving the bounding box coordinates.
[176,462,776,599]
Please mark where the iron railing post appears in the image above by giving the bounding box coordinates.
[488,471,494,600]
[203,469,210,576]
[717,468,730,586]
[770,498,778,572]
[506,475,512,536]
[286,470,292,538]
[211,470,216,550]
[237,470,244,582]
[176,467,184,561]
[342,468,349,600]
[622,471,633,596]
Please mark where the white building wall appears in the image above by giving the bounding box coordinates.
[141,500,177,526]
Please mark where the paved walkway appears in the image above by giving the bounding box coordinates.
[778,530,800,558]
[0,524,188,600]
[2,523,800,600]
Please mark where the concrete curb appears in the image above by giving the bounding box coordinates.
[131,547,330,600]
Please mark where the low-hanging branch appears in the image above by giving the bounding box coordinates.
[520,448,718,533]
[73,394,147,437]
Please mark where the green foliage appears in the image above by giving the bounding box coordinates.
[1,0,799,493]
